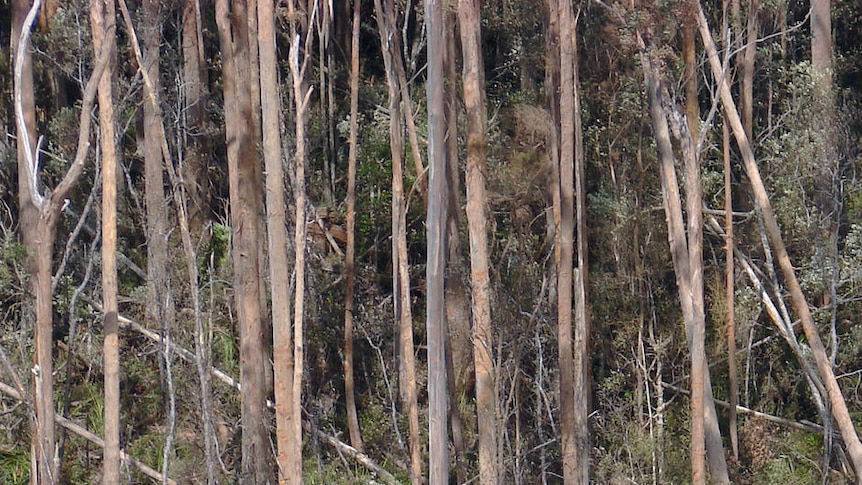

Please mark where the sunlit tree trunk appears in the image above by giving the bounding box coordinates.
[342,0,364,454]
[257,0,298,481]
[458,0,499,482]
[90,0,121,481]
[641,27,732,480]
[811,0,832,83]
[215,0,273,481]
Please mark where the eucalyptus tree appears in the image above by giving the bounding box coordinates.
[89,0,121,481]
[215,0,273,480]
[13,0,112,481]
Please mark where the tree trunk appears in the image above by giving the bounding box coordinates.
[215,0,273,481]
[258,0,298,481]
[141,1,177,480]
[287,1,312,481]
[723,118,739,461]
[426,0,449,482]
[372,0,423,480]
[343,0,364,454]
[443,8,469,483]
[457,0,499,482]
[12,0,47,481]
[567,4,591,482]
[181,0,208,234]
[740,0,758,141]
[554,0,581,481]
[811,0,832,83]
[696,4,862,480]
[14,2,111,479]
[640,35,731,482]
[90,0,121,481]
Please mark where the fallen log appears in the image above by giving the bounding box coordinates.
[0,381,175,484]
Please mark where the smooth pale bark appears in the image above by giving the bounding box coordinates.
[677,25,709,483]
[372,0,422,480]
[643,63,704,484]
[258,0,298,481]
[426,0,449,482]
[378,0,426,199]
[458,0,498,482]
[89,0,121,481]
[343,0,363,453]
[215,0,273,481]
[681,85,707,485]
[566,4,591,482]
[696,4,862,480]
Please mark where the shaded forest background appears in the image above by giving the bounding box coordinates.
[2,0,862,483]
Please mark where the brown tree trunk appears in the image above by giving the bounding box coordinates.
[643,62,704,484]
[215,0,273,481]
[567,4,591,482]
[696,4,862,480]
[89,0,121,481]
[457,0,499,482]
[426,0,449,482]
[181,0,208,234]
[554,0,580,481]
[740,0,758,141]
[811,0,832,83]
[258,0,298,481]
[640,31,731,481]
[343,0,364,454]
